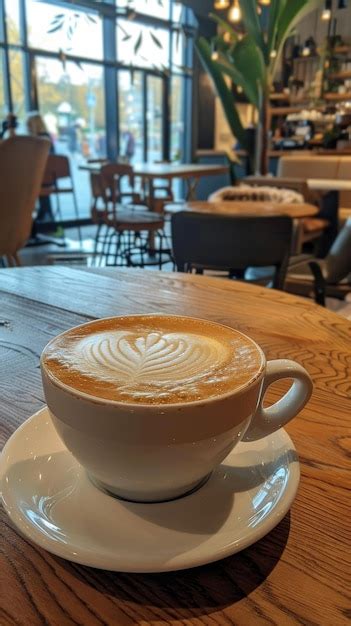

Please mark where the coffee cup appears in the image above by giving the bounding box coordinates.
[41,314,313,503]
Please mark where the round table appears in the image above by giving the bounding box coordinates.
[170,200,319,219]
[0,267,349,626]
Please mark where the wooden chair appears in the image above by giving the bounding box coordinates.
[171,211,293,290]
[0,136,50,266]
[90,164,166,267]
[40,154,81,242]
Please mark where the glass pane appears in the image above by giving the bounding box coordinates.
[118,70,144,163]
[5,0,21,44]
[0,52,7,118]
[172,28,184,69]
[9,50,26,122]
[117,20,170,69]
[35,57,106,218]
[26,1,102,60]
[170,75,184,162]
[172,2,183,22]
[146,75,163,162]
[117,0,170,20]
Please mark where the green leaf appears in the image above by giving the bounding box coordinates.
[267,0,287,56]
[209,12,238,45]
[195,37,248,149]
[216,35,266,107]
[239,0,268,64]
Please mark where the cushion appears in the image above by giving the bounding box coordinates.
[209,184,304,204]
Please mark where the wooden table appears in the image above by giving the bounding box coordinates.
[80,162,229,205]
[172,200,318,219]
[1,267,350,626]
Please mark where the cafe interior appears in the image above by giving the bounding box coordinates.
[1,1,350,625]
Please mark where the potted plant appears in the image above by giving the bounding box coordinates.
[196,0,322,174]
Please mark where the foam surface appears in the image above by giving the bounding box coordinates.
[42,316,263,404]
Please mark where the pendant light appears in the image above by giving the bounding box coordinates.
[228,0,241,23]
[321,0,332,20]
[214,0,230,9]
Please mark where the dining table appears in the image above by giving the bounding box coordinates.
[0,266,350,626]
[80,162,230,207]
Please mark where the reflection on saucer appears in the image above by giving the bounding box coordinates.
[0,408,300,573]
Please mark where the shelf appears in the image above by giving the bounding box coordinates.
[269,105,325,116]
[324,92,351,102]
[270,93,290,102]
[333,45,351,55]
[328,70,351,81]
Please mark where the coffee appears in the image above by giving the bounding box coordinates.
[42,315,264,405]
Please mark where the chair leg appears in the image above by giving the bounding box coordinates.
[72,188,82,245]
[6,254,21,267]
[309,261,326,307]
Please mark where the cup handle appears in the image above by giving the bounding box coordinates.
[243,360,313,442]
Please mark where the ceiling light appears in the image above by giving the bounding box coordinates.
[321,9,331,20]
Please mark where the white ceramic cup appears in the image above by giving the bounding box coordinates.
[41,316,313,503]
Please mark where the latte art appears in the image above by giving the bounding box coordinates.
[42,315,263,404]
[70,331,227,393]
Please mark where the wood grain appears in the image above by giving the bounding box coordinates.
[0,267,350,626]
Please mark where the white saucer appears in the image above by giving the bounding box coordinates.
[0,407,299,573]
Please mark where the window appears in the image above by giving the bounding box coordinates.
[170,74,184,161]
[26,1,103,60]
[0,51,6,117]
[117,0,171,20]
[36,57,105,160]
[117,19,170,69]
[0,0,194,217]
[118,70,144,162]
[5,0,21,44]
[9,50,25,119]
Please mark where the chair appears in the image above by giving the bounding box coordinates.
[41,154,80,220]
[171,211,293,290]
[286,218,351,306]
[0,136,50,266]
[90,162,144,221]
[90,164,166,267]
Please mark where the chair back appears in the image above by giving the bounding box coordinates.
[43,154,71,185]
[100,163,134,203]
[325,217,351,284]
[0,136,50,260]
[171,211,293,289]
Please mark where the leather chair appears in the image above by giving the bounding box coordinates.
[0,136,50,266]
[171,211,293,290]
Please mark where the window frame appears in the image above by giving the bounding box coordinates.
[0,0,196,162]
